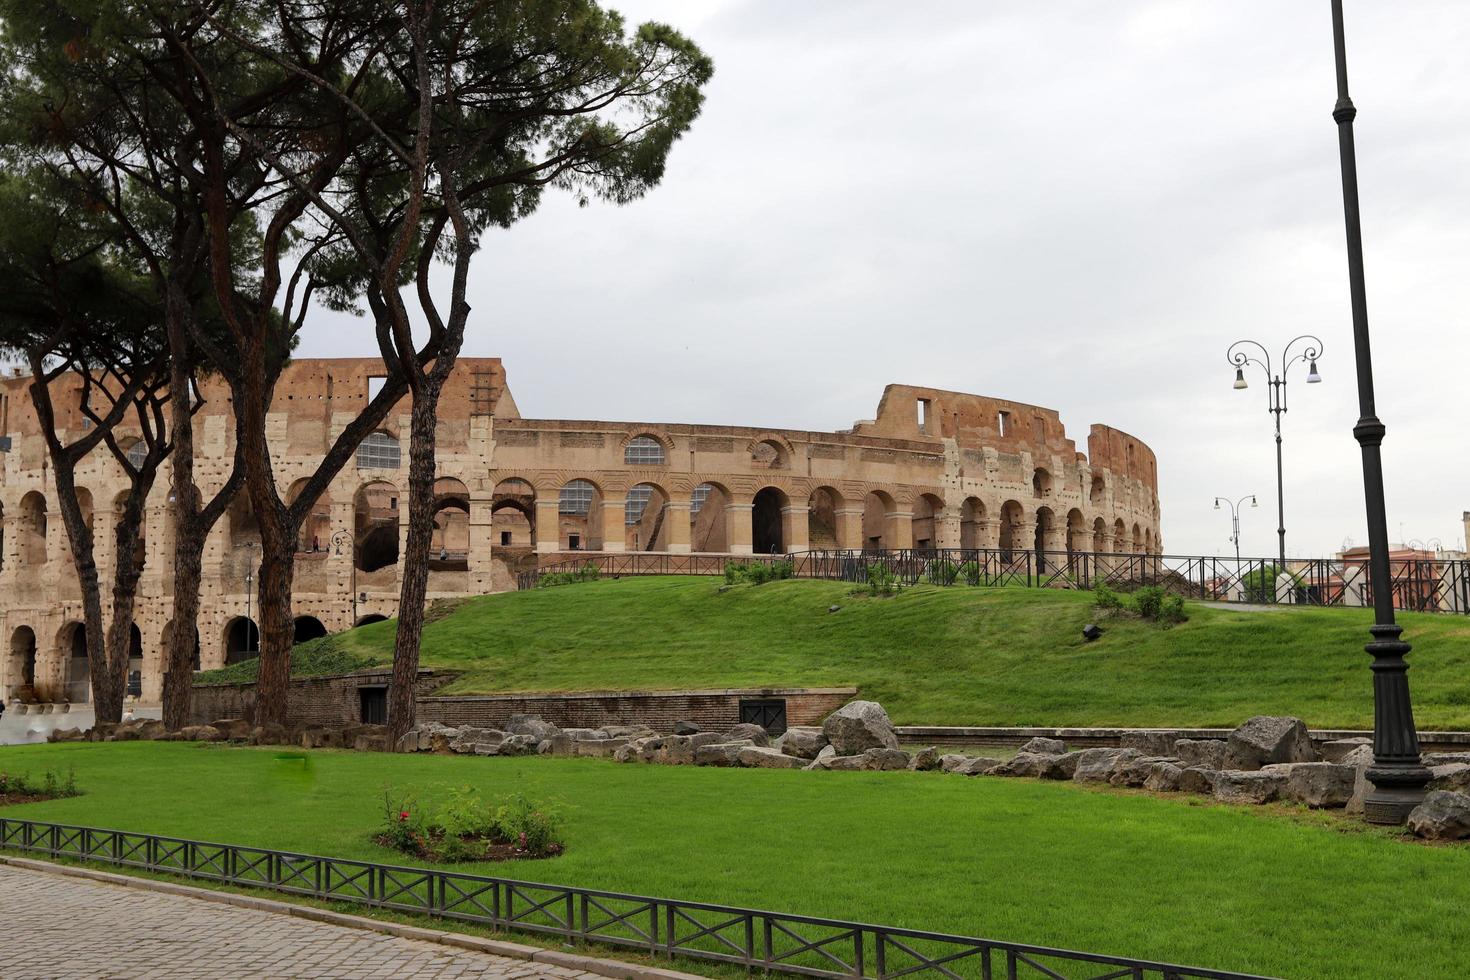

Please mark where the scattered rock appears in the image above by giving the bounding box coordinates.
[1342,745,1375,816]
[1037,753,1081,781]
[1173,739,1227,769]
[950,756,1004,776]
[1177,767,1218,794]
[723,723,772,747]
[907,746,941,772]
[990,752,1052,778]
[1273,762,1355,808]
[1071,748,1143,783]
[822,701,899,754]
[1210,770,1285,804]
[1019,736,1066,756]
[1423,752,1470,766]
[1120,732,1176,756]
[737,746,806,769]
[46,727,83,743]
[816,754,869,772]
[694,741,754,767]
[1321,737,1373,763]
[300,728,344,749]
[1408,791,1470,841]
[210,719,253,740]
[573,737,628,758]
[860,748,911,771]
[353,733,389,752]
[1225,716,1315,771]
[1110,757,1179,788]
[672,720,702,736]
[1429,764,1470,793]
[505,715,560,740]
[1143,761,1184,792]
[777,728,829,760]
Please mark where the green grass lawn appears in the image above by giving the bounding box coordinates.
[203,577,1470,729]
[3,741,1468,979]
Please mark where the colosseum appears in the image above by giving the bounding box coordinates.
[0,357,1161,706]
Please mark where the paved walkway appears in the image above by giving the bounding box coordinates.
[0,864,605,979]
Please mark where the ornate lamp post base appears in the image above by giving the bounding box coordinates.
[1362,625,1431,825]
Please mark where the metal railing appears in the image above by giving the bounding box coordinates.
[517,547,1470,615]
[0,818,1270,980]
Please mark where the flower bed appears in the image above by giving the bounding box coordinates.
[374,787,563,863]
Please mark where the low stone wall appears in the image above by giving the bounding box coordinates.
[188,669,451,727]
[420,687,856,733]
[896,725,1470,755]
[190,672,855,733]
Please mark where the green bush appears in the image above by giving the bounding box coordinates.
[1133,585,1165,620]
[959,561,981,586]
[925,558,959,586]
[724,559,795,586]
[865,562,899,596]
[380,786,563,862]
[538,562,602,589]
[1093,582,1124,612]
[1159,593,1188,625]
[0,768,79,799]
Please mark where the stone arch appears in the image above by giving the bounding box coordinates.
[7,626,36,700]
[806,486,842,550]
[1032,467,1053,498]
[911,493,944,552]
[999,499,1025,557]
[492,478,536,549]
[625,481,671,552]
[862,489,896,550]
[354,481,400,572]
[692,482,732,553]
[1089,474,1105,506]
[431,477,471,565]
[747,435,794,471]
[1034,506,1056,560]
[126,623,143,698]
[60,621,88,703]
[1114,517,1127,554]
[1066,508,1086,554]
[17,491,47,567]
[558,478,604,551]
[752,486,789,554]
[1092,517,1108,552]
[1144,527,1154,555]
[293,615,329,645]
[355,614,390,627]
[622,432,670,466]
[960,498,987,550]
[287,478,333,554]
[224,616,259,665]
[226,489,260,550]
[161,620,201,673]
[1132,523,1144,553]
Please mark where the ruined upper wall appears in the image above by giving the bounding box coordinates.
[851,384,1157,492]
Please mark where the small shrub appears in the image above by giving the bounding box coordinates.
[1133,585,1165,620]
[959,561,981,586]
[724,559,795,586]
[379,786,563,862]
[925,558,959,586]
[865,562,899,596]
[1093,582,1124,612]
[1159,593,1188,625]
[0,768,80,802]
[538,562,602,588]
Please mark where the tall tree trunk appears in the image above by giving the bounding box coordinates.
[104,502,149,718]
[387,378,444,744]
[47,461,113,719]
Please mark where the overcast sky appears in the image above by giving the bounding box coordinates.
[299,1,1470,559]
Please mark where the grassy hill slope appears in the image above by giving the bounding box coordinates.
[201,576,1470,729]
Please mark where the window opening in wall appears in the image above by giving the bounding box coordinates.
[625,485,654,525]
[739,698,788,735]
[500,531,512,546]
[359,686,387,725]
[997,411,1010,437]
[624,436,665,466]
[917,398,931,435]
[367,376,386,401]
[689,484,710,515]
[357,431,401,469]
[127,440,148,470]
[559,482,594,515]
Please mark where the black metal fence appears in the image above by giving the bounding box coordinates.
[0,818,1270,980]
[518,547,1470,615]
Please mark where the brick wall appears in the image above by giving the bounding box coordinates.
[190,673,857,733]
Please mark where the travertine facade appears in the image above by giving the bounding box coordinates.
[0,358,1160,706]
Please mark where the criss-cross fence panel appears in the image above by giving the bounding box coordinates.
[0,818,1272,980]
[516,546,1470,616]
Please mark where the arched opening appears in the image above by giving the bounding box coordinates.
[226,489,260,549]
[625,482,670,552]
[692,482,731,553]
[1089,475,1105,505]
[431,477,470,567]
[355,614,390,627]
[74,488,94,532]
[354,481,400,572]
[62,622,88,703]
[492,479,536,550]
[357,430,401,470]
[293,616,328,645]
[862,490,896,550]
[960,498,986,550]
[7,626,36,700]
[1093,517,1108,553]
[1032,468,1053,498]
[752,487,788,555]
[751,439,788,470]
[999,500,1025,559]
[1132,523,1144,554]
[1066,508,1086,555]
[288,478,332,554]
[224,616,259,665]
[558,479,603,551]
[623,435,665,466]
[806,486,841,550]
[911,494,943,552]
[1144,528,1154,555]
[127,623,143,698]
[18,491,47,566]
[162,621,201,673]
[1034,507,1056,563]
[1114,518,1127,555]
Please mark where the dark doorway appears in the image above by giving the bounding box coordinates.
[739,697,788,735]
[752,488,787,555]
[359,686,387,725]
[293,616,329,645]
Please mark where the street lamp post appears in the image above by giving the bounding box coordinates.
[1213,494,1258,564]
[1329,0,1429,824]
[331,530,358,626]
[1225,334,1323,571]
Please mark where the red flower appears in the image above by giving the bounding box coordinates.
[399,811,410,822]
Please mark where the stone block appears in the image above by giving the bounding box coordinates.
[1274,762,1355,808]
[1110,757,1179,788]
[1173,739,1227,769]
[1429,763,1470,793]
[1408,791,1470,841]
[907,746,941,771]
[1019,736,1066,755]
[1143,761,1184,792]
[737,746,807,769]
[821,701,899,754]
[1224,716,1315,770]
[860,748,911,771]
[777,728,828,760]
[694,740,753,767]
[1321,737,1372,763]
[1210,770,1285,804]
[1120,732,1175,756]
[1071,748,1143,783]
